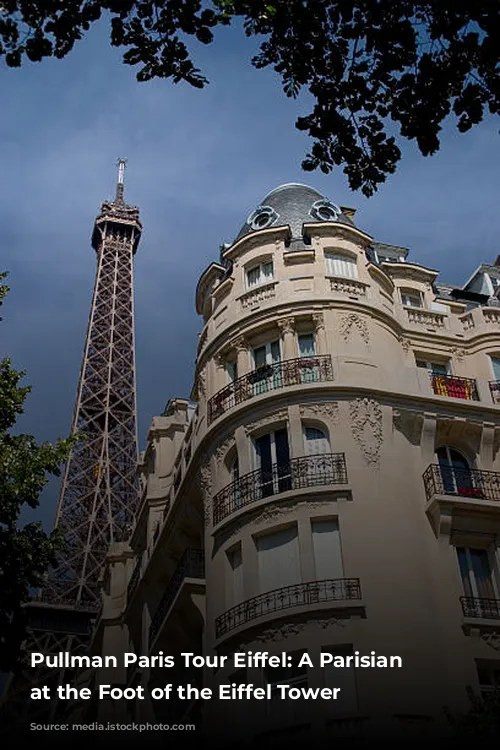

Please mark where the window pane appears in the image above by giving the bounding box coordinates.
[491,357,500,380]
[312,520,343,579]
[253,346,266,368]
[247,266,260,287]
[326,253,357,279]
[263,261,274,279]
[298,334,315,357]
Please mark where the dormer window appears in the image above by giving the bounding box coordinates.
[401,288,423,308]
[246,260,274,289]
[310,200,341,222]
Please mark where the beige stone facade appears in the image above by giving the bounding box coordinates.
[92,184,500,743]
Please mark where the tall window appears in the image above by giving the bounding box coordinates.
[226,543,244,608]
[325,252,358,279]
[304,426,330,455]
[246,260,274,289]
[254,429,290,496]
[401,288,423,307]
[297,333,319,382]
[322,646,358,715]
[312,520,343,580]
[457,547,498,600]
[298,333,316,358]
[226,360,237,384]
[436,446,473,494]
[256,525,301,594]
[477,663,500,699]
[490,355,500,381]
[264,651,308,723]
[252,340,282,394]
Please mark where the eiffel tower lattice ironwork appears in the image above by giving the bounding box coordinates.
[0,161,142,731]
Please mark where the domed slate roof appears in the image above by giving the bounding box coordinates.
[235,183,355,241]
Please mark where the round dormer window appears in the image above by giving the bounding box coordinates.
[247,205,279,231]
[310,200,341,222]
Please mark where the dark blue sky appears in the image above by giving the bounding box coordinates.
[1,18,499,530]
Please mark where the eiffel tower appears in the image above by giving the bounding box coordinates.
[0,161,142,731]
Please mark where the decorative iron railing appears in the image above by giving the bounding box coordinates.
[207,355,334,424]
[213,453,348,525]
[215,578,362,638]
[423,464,500,504]
[430,372,479,401]
[489,381,500,405]
[460,596,500,619]
[149,549,205,648]
[127,556,142,602]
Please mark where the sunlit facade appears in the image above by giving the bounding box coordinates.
[92,184,500,742]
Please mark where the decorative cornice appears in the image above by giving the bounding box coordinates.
[481,631,500,651]
[277,317,295,335]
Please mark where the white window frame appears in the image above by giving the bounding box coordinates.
[245,259,274,289]
[324,252,358,280]
[400,288,424,308]
[416,358,450,375]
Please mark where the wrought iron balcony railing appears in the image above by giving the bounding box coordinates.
[207,355,334,424]
[149,549,205,648]
[213,453,348,526]
[489,381,500,404]
[215,578,362,639]
[423,464,500,504]
[430,372,479,401]
[460,596,500,619]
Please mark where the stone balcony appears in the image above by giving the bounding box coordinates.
[215,578,363,640]
[207,355,334,425]
[212,453,348,527]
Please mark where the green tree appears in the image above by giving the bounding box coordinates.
[1,1,499,195]
[0,273,76,673]
[446,685,500,738]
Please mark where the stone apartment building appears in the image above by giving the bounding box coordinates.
[91,183,500,743]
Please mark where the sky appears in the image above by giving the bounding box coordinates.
[1,16,499,530]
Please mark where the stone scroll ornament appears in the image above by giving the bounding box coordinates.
[350,398,383,466]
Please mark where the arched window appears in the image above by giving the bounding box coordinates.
[304,426,330,455]
[436,446,473,494]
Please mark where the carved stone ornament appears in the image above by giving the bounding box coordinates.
[299,402,339,424]
[312,312,325,331]
[317,617,345,629]
[231,335,247,353]
[198,455,212,527]
[398,335,411,353]
[243,409,288,437]
[480,632,500,651]
[254,623,306,642]
[451,347,468,363]
[215,437,234,469]
[277,318,295,335]
[339,313,370,348]
[219,498,334,542]
[350,398,383,466]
